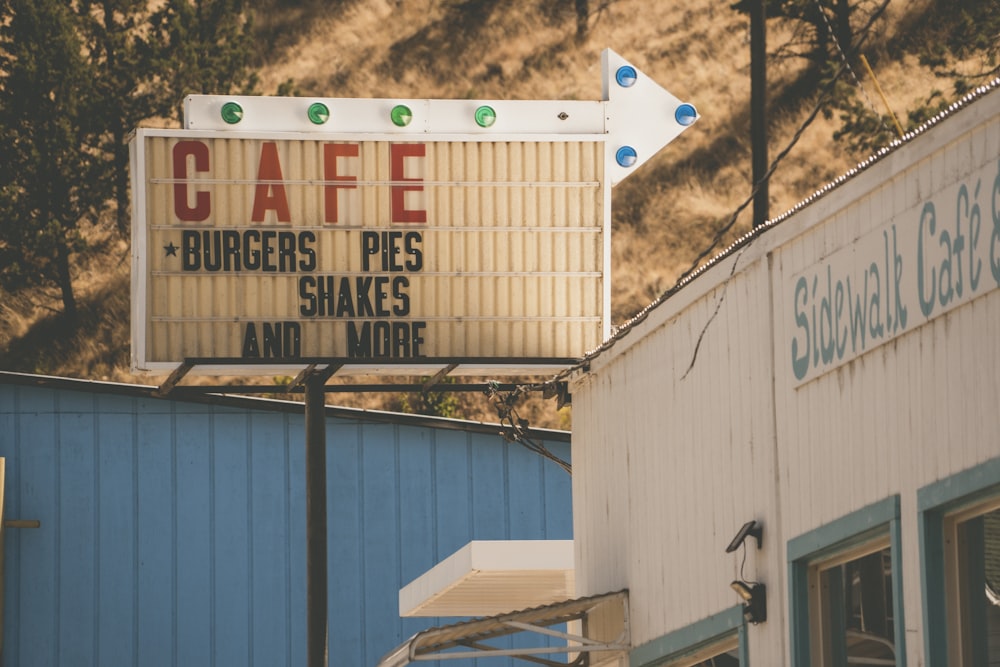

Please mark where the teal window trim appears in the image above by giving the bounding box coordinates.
[787,495,905,667]
[917,457,1000,514]
[629,606,747,667]
[917,455,1000,667]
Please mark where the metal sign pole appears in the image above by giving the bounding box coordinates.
[305,375,328,667]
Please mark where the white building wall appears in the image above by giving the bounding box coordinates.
[572,84,1000,666]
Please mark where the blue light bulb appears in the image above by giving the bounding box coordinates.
[616,146,638,167]
[615,66,638,88]
[675,103,698,126]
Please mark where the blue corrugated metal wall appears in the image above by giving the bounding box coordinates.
[0,375,572,666]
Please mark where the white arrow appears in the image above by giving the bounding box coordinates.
[182,49,696,187]
[602,49,698,185]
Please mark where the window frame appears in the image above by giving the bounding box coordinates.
[787,495,906,667]
[629,606,748,667]
[918,456,1000,667]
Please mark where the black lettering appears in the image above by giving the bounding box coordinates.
[222,230,240,271]
[182,230,201,270]
[243,230,261,270]
[278,231,296,272]
[241,321,302,358]
[372,321,391,356]
[388,231,403,271]
[347,321,370,357]
[283,322,301,357]
[261,231,277,271]
[411,321,425,357]
[346,321,426,358]
[181,230,318,273]
[392,276,410,316]
[298,231,317,271]
[315,275,335,316]
[203,230,222,271]
[337,277,355,317]
[242,322,260,357]
[361,231,416,272]
[362,231,379,271]
[392,322,410,356]
[299,276,317,316]
[374,276,390,316]
[405,232,423,271]
[262,322,281,357]
[356,277,374,316]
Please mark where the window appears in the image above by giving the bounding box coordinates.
[789,496,905,667]
[629,607,746,667]
[680,641,740,667]
[671,639,739,667]
[811,541,896,665]
[947,503,1000,665]
[919,457,1000,666]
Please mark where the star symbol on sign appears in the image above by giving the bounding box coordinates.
[164,242,178,257]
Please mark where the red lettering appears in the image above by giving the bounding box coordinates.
[323,143,358,223]
[173,141,210,222]
[251,142,291,223]
[390,143,426,223]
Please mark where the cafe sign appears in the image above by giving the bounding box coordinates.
[130,50,697,375]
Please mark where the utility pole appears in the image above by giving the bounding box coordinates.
[306,373,329,667]
[750,0,769,228]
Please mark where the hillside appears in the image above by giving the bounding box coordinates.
[0,0,988,427]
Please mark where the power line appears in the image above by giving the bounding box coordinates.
[537,0,894,388]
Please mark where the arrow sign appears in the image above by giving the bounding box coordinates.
[602,49,698,185]
[131,50,696,375]
[182,49,697,186]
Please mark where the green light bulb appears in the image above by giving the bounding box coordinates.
[220,101,243,124]
[390,105,413,127]
[474,105,496,128]
[307,102,330,125]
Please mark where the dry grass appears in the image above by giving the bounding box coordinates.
[0,0,982,428]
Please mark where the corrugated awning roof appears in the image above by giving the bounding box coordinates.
[399,540,575,618]
[376,590,628,667]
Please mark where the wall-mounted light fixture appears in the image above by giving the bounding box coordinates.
[730,581,767,624]
[727,519,766,623]
[725,519,763,553]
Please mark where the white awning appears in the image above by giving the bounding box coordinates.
[400,540,575,618]
[376,590,629,667]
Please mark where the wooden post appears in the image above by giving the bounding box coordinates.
[750,0,769,228]
[305,378,328,667]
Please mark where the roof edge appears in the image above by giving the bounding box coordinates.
[0,371,571,441]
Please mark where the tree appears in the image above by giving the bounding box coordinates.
[0,0,257,319]
[731,0,901,155]
[831,0,998,153]
[148,0,259,121]
[914,0,1000,91]
[732,0,883,70]
[76,0,159,236]
[535,0,617,43]
[0,0,106,319]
